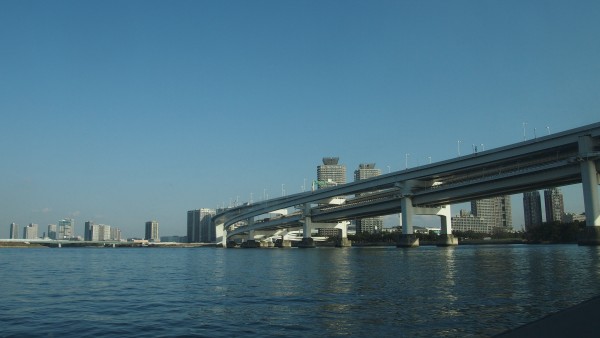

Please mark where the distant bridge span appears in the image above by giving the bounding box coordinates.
[215,122,600,247]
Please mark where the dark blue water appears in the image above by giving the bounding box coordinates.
[1,245,600,337]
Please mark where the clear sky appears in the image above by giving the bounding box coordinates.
[1,0,599,238]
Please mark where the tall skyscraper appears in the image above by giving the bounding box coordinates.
[317,157,346,188]
[48,224,58,240]
[523,191,543,231]
[187,209,216,243]
[84,221,94,241]
[110,227,121,241]
[471,196,513,230]
[58,219,75,239]
[145,221,159,242]
[354,163,383,233]
[23,223,39,239]
[9,223,19,239]
[544,188,565,223]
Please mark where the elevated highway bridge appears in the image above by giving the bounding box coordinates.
[214,122,600,247]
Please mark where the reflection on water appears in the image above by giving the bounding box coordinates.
[1,245,600,337]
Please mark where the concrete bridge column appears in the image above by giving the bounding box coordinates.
[578,136,600,245]
[299,203,315,248]
[397,196,419,248]
[437,205,458,246]
[335,221,352,247]
[241,221,259,248]
[215,222,227,248]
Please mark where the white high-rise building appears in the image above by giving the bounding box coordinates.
[23,223,39,239]
[317,157,346,188]
[472,196,512,230]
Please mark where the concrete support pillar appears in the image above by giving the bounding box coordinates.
[397,196,419,248]
[299,203,315,248]
[437,205,458,246]
[215,222,227,248]
[334,221,351,247]
[242,229,259,248]
[578,136,600,245]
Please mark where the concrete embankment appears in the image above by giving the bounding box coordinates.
[495,295,600,337]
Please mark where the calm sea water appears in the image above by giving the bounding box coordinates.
[1,244,600,337]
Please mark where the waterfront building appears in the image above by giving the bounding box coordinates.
[23,223,39,239]
[354,163,383,233]
[523,191,543,231]
[564,212,586,223]
[316,157,346,188]
[317,228,342,238]
[544,187,565,223]
[90,224,100,241]
[145,221,159,242]
[110,227,121,241]
[9,223,19,239]
[187,209,216,243]
[58,218,75,239]
[160,235,186,243]
[99,224,111,241]
[451,209,495,233]
[47,224,57,240]
[471,196,513,230]
[84,221,94,241]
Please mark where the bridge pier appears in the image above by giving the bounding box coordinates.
[275,237,292,248]
[299,204,316,248]
[436,205,458,247]
[578,136,600,245]
[397,196,419,248]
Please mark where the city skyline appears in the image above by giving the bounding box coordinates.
[1,1,599,237]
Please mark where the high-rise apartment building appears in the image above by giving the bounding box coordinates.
[187,209,216,243]
[544,188,565,223]
[23,223,39,239]
[9,223,19,239]
[317,157,346,188]
[110,227,121,241]
[145,221,159,242]
[84,221,94,241]
[452,209,494,233]
[48,224,58,239]
[471,196,512,230]
[523,191,543,231]
[58,218,75,239]
[354,163,383,233]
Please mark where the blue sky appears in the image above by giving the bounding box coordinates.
[1,0,599,238]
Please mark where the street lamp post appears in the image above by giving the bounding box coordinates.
[405,153,410,169]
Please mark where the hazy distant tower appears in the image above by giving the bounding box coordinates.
[523,191,543,231]
[316,157,346,188]
[544,188,565,223]
[23,223,39,239]
[9,223,19,239]
[354,164,384,233]
[84,221,94,241]
[58,219,75,239]
[47,224,58,240]
[145,221,159,242]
